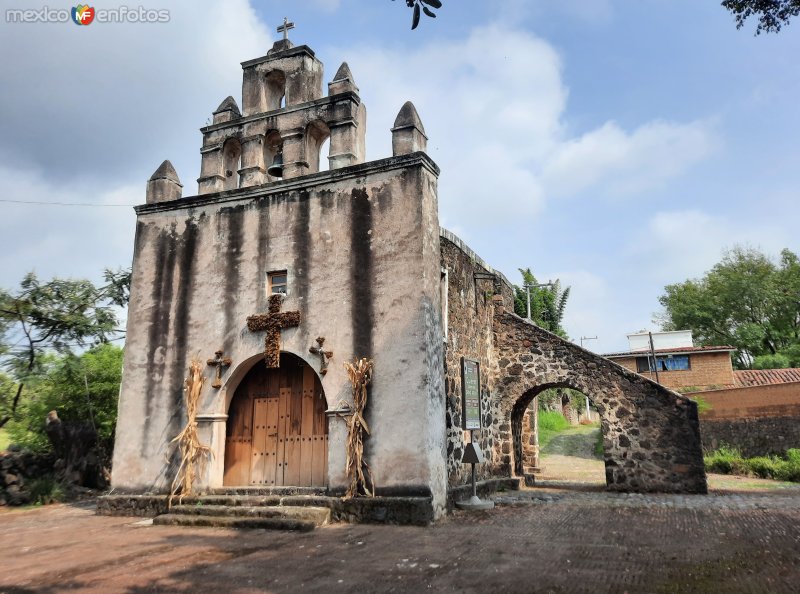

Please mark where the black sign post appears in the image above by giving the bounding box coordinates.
[456,358,494,510]
[461,358,481,430]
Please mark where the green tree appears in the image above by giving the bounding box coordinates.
[657,246,800,368]
[513,268,571,338]
[0,269,130,429]
[6,344,123,453]
[722,0,800,34]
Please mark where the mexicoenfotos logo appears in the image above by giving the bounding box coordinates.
[5,5,170,24]
[71,5,95,25]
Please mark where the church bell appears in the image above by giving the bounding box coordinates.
[267,151,284,178]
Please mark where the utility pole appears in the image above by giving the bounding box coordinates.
[648,331,660,384]
[524,281,554,321]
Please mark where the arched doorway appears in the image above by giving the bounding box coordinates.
[223,352,328,487]
[512,385,605,487]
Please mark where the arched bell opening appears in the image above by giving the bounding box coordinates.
[305,120,331,174]
[223,352,328,487]
[222,137,242,191]
[264,70,286,111]
[263,130,284,182]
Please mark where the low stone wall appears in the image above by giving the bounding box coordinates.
[702,416,800,457]
[0,450,55,506]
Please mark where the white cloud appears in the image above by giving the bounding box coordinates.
[333,24,715,232]
[541,120,717,198]
[629,209,794,284]
[0,0,271,185]
[0,0,271,288]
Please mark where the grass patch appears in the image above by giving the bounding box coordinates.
[593,429,604,459]
[705,446,800,482]
[538,410,571,451]
[0,428,10,451]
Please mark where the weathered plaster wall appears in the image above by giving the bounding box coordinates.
[439,231,514,487]
[113,153,447,515]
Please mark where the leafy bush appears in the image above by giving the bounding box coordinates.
[27,476,65,505]
[705,446,800,482]
[7,344,122,454]
[704,445,744,474]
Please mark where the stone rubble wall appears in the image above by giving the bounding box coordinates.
[493,307,708,493]
[701,416,800,457]
[440,233,514,487]
[0,450,54,506]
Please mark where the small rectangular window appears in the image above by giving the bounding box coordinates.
[268,271,287,295]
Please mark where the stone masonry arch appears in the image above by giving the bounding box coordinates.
[494,301,707,493]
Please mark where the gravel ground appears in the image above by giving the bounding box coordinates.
[2,429,798,593]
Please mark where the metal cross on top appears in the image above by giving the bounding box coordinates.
[277,17,295,41]
[206,349,232,389]
[247,294,301,368]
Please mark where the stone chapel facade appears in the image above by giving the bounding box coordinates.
[111,36,707,522]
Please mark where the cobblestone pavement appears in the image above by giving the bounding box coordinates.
[2,486,800,594]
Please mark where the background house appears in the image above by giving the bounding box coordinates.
[603,331,736,392]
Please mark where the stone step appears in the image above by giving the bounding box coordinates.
[169,504,330,525]
[153,513,317,531]
[210,486,327,497]
[177,494,338,509]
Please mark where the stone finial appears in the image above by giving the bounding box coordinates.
[213,96,242,124]
[391,101,428,156]
[146,160,183,204]
[328,62,359,96]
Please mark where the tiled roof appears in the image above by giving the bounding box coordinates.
[734,368,800,387]
[603,345,736,358]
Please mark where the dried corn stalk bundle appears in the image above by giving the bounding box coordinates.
[168,358,212,508]
[344,357,375,499]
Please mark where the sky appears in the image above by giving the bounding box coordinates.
[0,0,798,354]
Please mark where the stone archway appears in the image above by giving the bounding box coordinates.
[494,304,707,494]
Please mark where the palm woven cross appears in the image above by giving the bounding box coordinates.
[247,294,301,368]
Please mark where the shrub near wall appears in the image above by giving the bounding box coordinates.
[705,446,800,482]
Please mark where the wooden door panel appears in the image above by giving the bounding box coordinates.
[224,354,328,487]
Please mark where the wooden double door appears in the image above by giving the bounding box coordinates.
[224,353,328,487]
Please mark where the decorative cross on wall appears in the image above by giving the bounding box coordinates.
[206,349,232,389]
[247,294,301,368]
[277,17,295,41]
[309,337,334,376]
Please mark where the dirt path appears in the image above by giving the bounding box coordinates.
[3,492,800,593]
[539,425,605,484]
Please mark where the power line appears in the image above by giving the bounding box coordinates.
[0,199,135,207]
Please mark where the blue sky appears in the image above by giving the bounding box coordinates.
[0,0,798,353]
